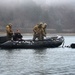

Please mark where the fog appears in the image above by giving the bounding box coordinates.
[0,0,75,33]
[0,0,75,9]
[0,0,75,7]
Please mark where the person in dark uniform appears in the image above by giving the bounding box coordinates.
[13,29,23,41]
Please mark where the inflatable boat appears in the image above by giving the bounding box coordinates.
[0,35,64,49]
[0,36,8,44]
[70,43,75,48]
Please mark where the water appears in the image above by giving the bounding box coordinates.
[0,36,75,75]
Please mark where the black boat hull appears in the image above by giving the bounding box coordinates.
[0,36,8,44]
[70,43,75,48]
[0,36,64,49]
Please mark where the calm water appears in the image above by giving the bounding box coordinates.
[0,36,75,75]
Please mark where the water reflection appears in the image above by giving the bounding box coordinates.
[33,48,47,54]
[33,48,47,63]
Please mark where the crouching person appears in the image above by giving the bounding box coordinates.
[13,29,23,41]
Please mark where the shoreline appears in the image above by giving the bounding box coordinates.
[0,32,75,36]
[23,33,75,36]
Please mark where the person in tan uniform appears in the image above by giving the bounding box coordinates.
[42,23,47,37]
[37,23,45,40]
[33,22,45,41]
[33,23,40,41]
[6,23,13,40]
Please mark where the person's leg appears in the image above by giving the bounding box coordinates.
[33,34,36,41]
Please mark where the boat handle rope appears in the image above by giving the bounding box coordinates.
[61,36,65,48]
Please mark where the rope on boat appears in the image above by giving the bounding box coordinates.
[61,36,65,48]
[57,35,65,48]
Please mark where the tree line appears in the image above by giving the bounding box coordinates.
[0,0,75,33]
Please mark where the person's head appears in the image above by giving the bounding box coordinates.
[38,22,43,28]
[39,22,43,25]
[44,23,47,25]
[6,25,9,28]
[43,23,47,28]
[8,23,12,28]
[16,29,20,33]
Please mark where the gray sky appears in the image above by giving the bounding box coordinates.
[0,0,75,7]
[33,0,75,5]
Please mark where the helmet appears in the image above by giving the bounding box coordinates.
[8,23,12,28]
[44,23,47,25]
[8,23,12,26]
[6,25,9,28]
[39,22,43,25]
[8,23,12,25]
[43,23,47,28]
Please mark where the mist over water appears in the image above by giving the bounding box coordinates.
[0,0,75,33]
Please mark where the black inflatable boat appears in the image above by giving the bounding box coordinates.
[0,36,64,49]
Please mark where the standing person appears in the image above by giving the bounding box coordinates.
[33,22,45,41]
[6,23,13,40]
[42,23,47,37]
[37,22,44,40]
[33,23,39,41]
